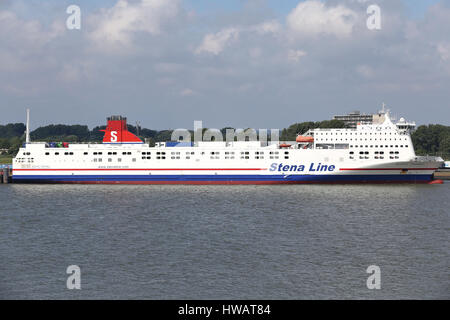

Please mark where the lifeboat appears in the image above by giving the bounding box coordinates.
[296,135,314,143]
[279,143,291,148]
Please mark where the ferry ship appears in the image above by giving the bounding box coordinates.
[12,109,444,184]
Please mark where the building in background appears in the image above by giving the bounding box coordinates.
[333,111,374,128]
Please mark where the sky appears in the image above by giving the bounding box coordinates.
[0,0,449,130]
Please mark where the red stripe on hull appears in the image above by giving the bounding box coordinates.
[340,168,437,171]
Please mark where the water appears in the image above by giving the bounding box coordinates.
[0,183,448,299]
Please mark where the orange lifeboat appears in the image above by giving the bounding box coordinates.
[279,143,291,148]
[296,135,314,143]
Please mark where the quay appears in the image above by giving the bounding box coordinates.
[434,168,450,180]
[0,165,12,184]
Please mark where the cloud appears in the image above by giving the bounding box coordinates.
[0,10,64,49]
[194,19,280,56]
[180,88,195,96]
[195,27,240,55]
[286,0,358,38]
[1,0,450,128]
[356,65,374,78]
[251,20,282,35]
[287,49,307,63]
[437,43,450,62]
[88,0,180,50]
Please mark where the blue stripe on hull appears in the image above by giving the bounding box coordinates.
[12,174,434,184]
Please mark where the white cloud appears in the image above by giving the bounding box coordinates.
[195,27,240,55]
[287,0,358,39]
[194,20,280,56]
[0,10,64,48]
[437,43,450,62]
[180,88,195,96]
[287,49,307,63]
[356,65,374,78]
[251,20,282,35]
[88,0,179,49]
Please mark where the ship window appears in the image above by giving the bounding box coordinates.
[98,158,102,162]
[108,158,112,162]
[147,157,151,159]
[108,152,112,155]
[55,152,59,155]
[118,158,122,162]
[94,152,97,155]
[132,158,136,162]
[84,152,88,155]
[70,152,73,155]
[45,152,49,155]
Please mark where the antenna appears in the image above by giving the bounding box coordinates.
[26,109,30,144]
[136,121,140,137]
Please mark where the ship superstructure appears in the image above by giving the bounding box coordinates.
[12,110,443,184]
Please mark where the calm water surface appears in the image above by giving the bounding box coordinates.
[0,183,448,299]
